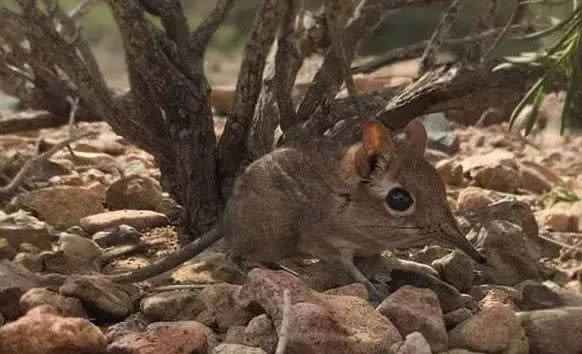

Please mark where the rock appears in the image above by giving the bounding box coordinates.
[424,149,451,164]
[60,275,133,321]
[59,150,117,172]
[478,288,519,311]
[449,305,528,353]
[139,289,198,319]
[421,112,460,154]
[519,164,553,194]
[108,321,210,354]
[224,314,277,353]
[20,287,87,317]
[80,210,169,233]
[141,284,253,330]
[59,232,103,263]
[468,220,543,285]
[195,283,255,330]
[92,224,141,247]
[0,238,17,260]
[235,268,402,354]
[0,260,40,320]
[323,283,368,300]
[535,207,578,232]
[432,250,474,292]
[105,312,150,342]
[210,343,268,354]
[410,245,451,265]
[170,251,246,285]
[378,286,448,351]
[440,350,485,354]
[542,281,582,307]
[472,165,520,193]
[0,212,52,250]
[17,186,104,229]
[460,150,516,172]
[13,252,43,272]
[436,158,465,186]
[518,160,562,194]
[390,332,432,354]
[0,305,107,354]
[456,187,495,211]
[105,175,165,211]
[444,308,473,329]
[517,307,582,354]
[516,281,563,310]
[387,269,470,313]
[457,200,539,240]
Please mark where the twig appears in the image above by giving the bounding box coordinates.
[419,0,464,75]
[352,25,526,74]
[275,288,292,354]
[0,131,95,195]
[324,0,364,119]
[66,96,80,158]
[539,233,582,253]
[482,0,521,60]
[190,0,234,54]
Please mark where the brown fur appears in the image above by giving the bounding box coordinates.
[111,119,484,289]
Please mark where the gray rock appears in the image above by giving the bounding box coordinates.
[92,224,141,247]
[421,112,460,154]
[390,332,432,354]
[105,312,150,342]
[432,250,474,292]
[224,314,277,354]
[378,286,448,351]
[0,212,52,250]
[60,275,133,321]
[517,307,582,354]
[444,308,473,330]
[140,290,201,321]
[0,260,40,320]
[516,281,563,310]
[468,220,543,286]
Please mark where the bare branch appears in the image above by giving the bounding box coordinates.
[139,0,190,47]
[0,131,96,195]
[217,0,285,192]
[352,25,526,74]
[275,0,301,131]
[324,0,364,119]
[419,0,463,75]
[190,0,235,54]
[482,0,521,60]
[296,0,447,124]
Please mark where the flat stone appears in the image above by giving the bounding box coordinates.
[80,210,169,233]
[518,307,582,354]
[17,186,104,229]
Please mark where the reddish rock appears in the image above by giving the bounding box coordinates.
[235,268,402,354]
[20,287,87,318]
[0,305,107,354]
[107,321,210,354]
[378,286,448,351]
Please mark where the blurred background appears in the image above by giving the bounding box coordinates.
[1,0,573,89]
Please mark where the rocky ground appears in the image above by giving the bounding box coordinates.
[1,96,582,354]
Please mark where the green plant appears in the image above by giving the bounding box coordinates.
[502,0,582,135]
